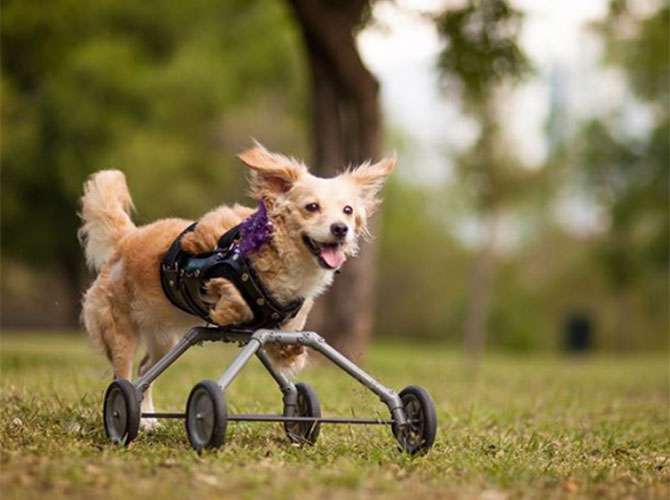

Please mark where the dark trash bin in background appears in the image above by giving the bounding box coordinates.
[564,312,593,353]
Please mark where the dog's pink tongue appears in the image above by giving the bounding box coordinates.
[321,246,346,269]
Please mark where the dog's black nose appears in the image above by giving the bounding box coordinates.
[330,222,348,239]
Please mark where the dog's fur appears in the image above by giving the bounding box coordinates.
[78,144,395,429]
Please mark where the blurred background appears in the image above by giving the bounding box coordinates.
[2,0,668,363]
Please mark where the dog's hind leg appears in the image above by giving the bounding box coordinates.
[82,280,138,381]
[137,335,178,431]
[102,307,139,382]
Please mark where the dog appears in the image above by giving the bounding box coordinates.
[78,143,395,430]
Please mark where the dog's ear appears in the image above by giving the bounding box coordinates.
[348,156,396,217]
[237,144,306,200]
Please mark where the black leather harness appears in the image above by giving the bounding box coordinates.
[160,223,304,329]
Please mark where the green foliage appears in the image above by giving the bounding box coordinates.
[578,118,669,287]
[436,0,532,110]
[436,0,535,212]
[1,0,307,280]
[2,332,668,499]
[579,4,670,289]
[551,1,670,351]
[423,0,668,352]
[599,3,669,108]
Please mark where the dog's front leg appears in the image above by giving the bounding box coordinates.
[204,278,254,326]
[281,298,314,332]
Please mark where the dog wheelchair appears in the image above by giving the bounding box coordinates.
[102,325,437,454]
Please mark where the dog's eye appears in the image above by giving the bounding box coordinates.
[343,205,353,215]
[305,202,320,213]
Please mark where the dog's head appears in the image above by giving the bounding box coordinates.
[238,144,395,271]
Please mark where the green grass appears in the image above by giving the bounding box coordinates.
[1,332,668,499]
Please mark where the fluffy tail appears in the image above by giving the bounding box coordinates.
[78,170,135,271]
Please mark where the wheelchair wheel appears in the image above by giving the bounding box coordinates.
[185,380,227,452]
[392,385,437,455]
[284,382,321,445]
[103,379,141,446]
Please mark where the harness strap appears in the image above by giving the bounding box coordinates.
[160,222,304,329]
[160,222,198,317]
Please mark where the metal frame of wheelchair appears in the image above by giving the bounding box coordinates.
[102,326,437,454]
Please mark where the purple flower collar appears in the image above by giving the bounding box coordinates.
[232,200,274,257]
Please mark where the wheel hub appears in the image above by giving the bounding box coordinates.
[185,380,227,452]
[108,389,127,438]
[188,390,215,446]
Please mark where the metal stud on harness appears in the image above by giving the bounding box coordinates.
[160,219,304,329]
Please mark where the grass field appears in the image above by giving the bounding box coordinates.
[1,332,668,499]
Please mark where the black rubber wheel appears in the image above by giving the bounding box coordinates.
[284,382,321,445]
[185,380,227,452]
[103,379,141,446]
[392,385,437,455]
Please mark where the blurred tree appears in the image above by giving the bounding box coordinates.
[577,1,669,349]
[287,0,383,360]
[436,0,533,366]
[1,0,306,324]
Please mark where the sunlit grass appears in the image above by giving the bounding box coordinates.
[1,332,668,499]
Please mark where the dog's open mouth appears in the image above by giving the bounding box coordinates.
[302,235,346,270]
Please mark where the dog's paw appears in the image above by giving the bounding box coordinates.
[206,278,254,326]
[140,418,162,432]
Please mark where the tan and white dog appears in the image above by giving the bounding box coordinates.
[79,144,395,429]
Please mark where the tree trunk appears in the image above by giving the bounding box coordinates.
[287,0,382,360]
[614,288,632,352]
[464,211,500,370]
